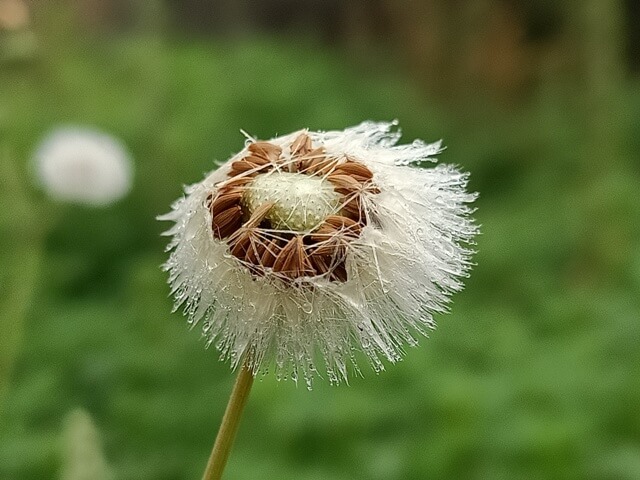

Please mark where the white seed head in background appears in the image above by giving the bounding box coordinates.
[34,127,133,207]
[160,121,478,387]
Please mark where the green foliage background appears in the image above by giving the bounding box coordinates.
[1,3,640,479]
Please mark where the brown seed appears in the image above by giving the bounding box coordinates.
[307,224,348,253]
[259,238,281,268]
[327,174,362,193]
[324,215,361,236]
[340,196,362,221]
[219,185,246,197]
[272,237,297,274]
[348,174,374,184]
[304,155,339,176]
[230,231,251,258]
[212,205,242,239]
[245,237,267,265]
[230,159,254,172]
[242,201,275,229]
[298,147,326,161]
[218,176,253,189]
[330,263,348,282]
[333,161,374,180]
[309,223,338,242]
[291,133,312,157]
[313,237,347,257]
[297,159,313,173]
[308,252,330,275]
[307,247,348,282]
[297,156,316,173]
[315,158,341,176]
[209,191,242,218]
[229,159,269,177]
[228,170,255,179]
[297,148,328,172]
[295,238,313,277]
[272,236,311,278]
[248,142,282,162]
[244,154,271,166]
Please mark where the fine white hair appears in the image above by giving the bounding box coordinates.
[34,127,133,206]
[161,121,477,387]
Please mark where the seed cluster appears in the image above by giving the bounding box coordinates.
[206,133,379,281]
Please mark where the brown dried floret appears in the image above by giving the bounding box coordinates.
[309,236,346,258]
[229,230,252,258]
[259,237,282,269]
[324,215,361,234]
[212,205,242,239]
[209,191,243,218]
[291,133,312,157]
[326,173,362,194]
[242,201,274,229]
[272,236,313,279]
[244,154,271,166]
[330,263,348,282]
[245,237,267,265]
[248,142,282,163]
[333,160,374,182]
[340,195,364,222]
[306,248,328,272]
[210,135,381,282]
[218,176,254,189]
[229,159,270,178]
[297,148,331,173]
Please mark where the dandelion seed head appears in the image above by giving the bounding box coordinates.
[161,121,477,387]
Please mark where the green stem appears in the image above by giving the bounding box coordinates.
[0,147,45,415]
[202,361,255,480]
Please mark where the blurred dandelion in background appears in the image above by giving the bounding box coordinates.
[33,127,133,207]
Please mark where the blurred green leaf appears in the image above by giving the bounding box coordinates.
[60,408,114,480]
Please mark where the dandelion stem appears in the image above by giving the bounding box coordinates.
[202,360,255,480]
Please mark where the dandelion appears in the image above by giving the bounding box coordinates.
[161,121,477,479]
[34,127,133,206]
